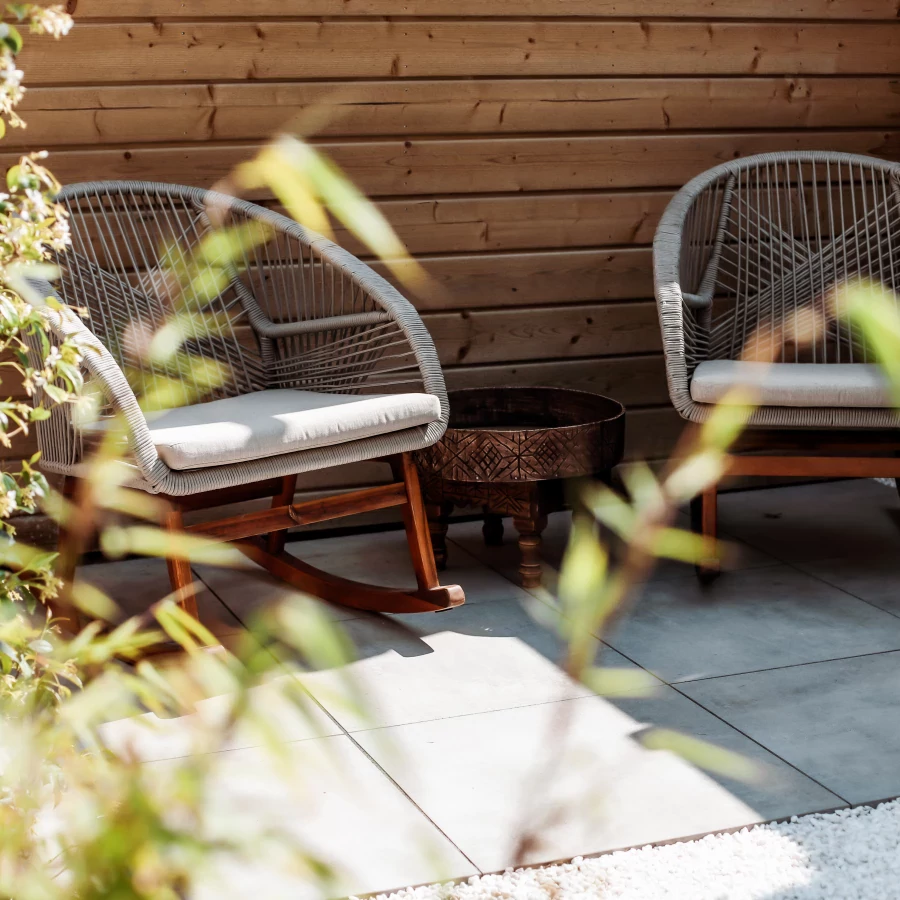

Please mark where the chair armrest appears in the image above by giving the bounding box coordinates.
[653,177,730,420]
[253,310,392,339]
[26,281,168,486]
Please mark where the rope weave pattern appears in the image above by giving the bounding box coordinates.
[654,151,900,427]
[28,181,449,496]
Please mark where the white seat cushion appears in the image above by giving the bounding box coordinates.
[690,361,894,408]
[128,389,441,471]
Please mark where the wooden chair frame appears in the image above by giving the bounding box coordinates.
[56,452,463,631]
[30,182,466,631]
[690,429,900,580]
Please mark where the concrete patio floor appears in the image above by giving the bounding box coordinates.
[79,478,900,898]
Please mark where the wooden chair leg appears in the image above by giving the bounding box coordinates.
[163,507,200,619]
[690,485,721,585]
[267,474,298,555]
[395,454,457,596]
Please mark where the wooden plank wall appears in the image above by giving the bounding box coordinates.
[5,1,900,504]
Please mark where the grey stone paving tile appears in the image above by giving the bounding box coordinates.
[678,650,900,805]
[291,528,534,607]
[448,508,778,593]
[168,733,478,898]
[604,564,900,683]
[354,694,774,873]
[295,596,595,731]
[76,556,243,636]
[717,479,900,565]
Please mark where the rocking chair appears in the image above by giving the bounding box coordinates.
[30,181,464,622]
[653,151,900,579]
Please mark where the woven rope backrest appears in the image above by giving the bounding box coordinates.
[56,184,264,404]
[682,156,900,365]
[225,213,427,397]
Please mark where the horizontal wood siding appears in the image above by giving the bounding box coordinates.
[19,22,900,82]
[6,3,900,495]
[67,2,900,19]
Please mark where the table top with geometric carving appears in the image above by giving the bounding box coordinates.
[415,387,625,484]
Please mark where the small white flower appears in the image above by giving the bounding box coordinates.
[29,6,73,39]
[0,489,18,518]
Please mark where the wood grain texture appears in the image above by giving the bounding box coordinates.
[327,183,877,255]
[12,2,900,490]
[625,407,684,461]
[328,191,671,254]
[443,355,669,407]
[15,131,900,197]
[14,77,900,147]
[379,248,652,311]
[426,301,661,366]
[18,22,900,84]
[0,430,37,461]
[68,1,900,19]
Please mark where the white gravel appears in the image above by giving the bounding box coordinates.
[371,800,900,900]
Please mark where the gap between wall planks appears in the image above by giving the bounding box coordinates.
[5,3,900,524]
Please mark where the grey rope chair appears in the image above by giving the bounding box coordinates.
[31,181,464,620]
[653,151,900,578]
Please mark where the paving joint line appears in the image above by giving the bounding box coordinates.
[194,565,482,875]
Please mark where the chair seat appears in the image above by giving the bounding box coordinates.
[690,361,894,408]
[117,389,441,471]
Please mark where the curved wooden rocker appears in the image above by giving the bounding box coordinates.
[30,181,463,626]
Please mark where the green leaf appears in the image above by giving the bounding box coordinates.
[6,164,21,191]
[621,461,664,515]
[650,526,718,564]
[99,524,241,567]
[582,666,659,698]
[198,222,272,267]
[699,398,755,453]
[0,638,19,664]
[639,727,764,784]
[274,597,355,671]
[664,450,729,503]
[557,514,616,673]
[155,598,219,650]
[842,283,900,405]
[3,23,23,54]
[582,483,635,539]
[69,581,119,621]
[185,267,230,305]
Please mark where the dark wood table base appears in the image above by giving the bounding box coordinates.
[415,387,625,590]
[422,476,577,588]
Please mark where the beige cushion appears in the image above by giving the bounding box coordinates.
[690,361,894,408]
[125,389,440,471]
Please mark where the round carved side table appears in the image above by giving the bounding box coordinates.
[414,387,625,588]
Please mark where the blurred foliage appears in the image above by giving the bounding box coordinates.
[3,7,900,896]
[0,11,426,898]
[545,277,900,787]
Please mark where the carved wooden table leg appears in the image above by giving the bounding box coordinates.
[482,509,504,547]
[513,513,548,588]
[426,501,453,570]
